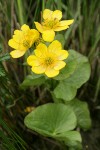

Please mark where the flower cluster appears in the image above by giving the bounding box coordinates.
[8,9,74,77]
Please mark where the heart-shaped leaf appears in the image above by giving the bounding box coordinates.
[67,98,91,130]
[55,131,82,149]
[53,50,91,101]
[24,103,82,149]
[24,103,77,137]
[54,82,77,101]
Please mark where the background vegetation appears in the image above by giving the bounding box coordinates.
[0,0,100,149]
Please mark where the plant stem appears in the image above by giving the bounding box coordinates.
[17,0,24,25]
[42,0,45,12]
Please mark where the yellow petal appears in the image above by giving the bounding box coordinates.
[21,24,30,31]
[13,31,24,42]
[48,40,62,53]
[30,29,40,40]
[32,65,46,74]
[60,20,74,26]
[37,43,47,51]
[57,50,69,60]
[14,30,21,35]
[54,61,66,70]
[10,50,26,58]
[52,10,62,20]
[8,38,28,51]
[29,29,40,46]
[54,25,69,31]
[45,67,59,77]
[42,30,55,42]
[43,9,53,20]
[34,22,44,33]
[27,55,40,66]
[9,38,27,51]
[34,43,47,58]
[8,39,19,49]
[54,20,74,31]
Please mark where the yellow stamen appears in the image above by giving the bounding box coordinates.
[43,19,59,29]
[35,38,44,47]
[45,57,54,66]
[23,40,30,48]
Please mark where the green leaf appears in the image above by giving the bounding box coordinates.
[55,131,82,149]
[0,53,10,62]
[67,98,92,130]
[24,103,82,148]
[53,50,91,101]
[0,119,27,150]
[24,103,77,137]
[20,74,45,89]
[0,44,2,53]
[0,63,6,77]
[63,63,91,89]
[54,82,77,101]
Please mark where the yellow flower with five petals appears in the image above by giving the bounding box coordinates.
[27,40,69,77]
[8,24,40,58]
[34,9,74,42]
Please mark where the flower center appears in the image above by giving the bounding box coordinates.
[23,40,30,48]
[45,57,54,66]
[43,19,59,29]
[35,37,44,47]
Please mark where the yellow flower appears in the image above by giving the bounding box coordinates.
[24,106,35,113]
[8,24,40,58]
[34,9,74,42]
[27,40,69,77]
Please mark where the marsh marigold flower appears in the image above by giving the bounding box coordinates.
[24,106,35,113]
[8,24,40,58]
[27,40,69,77]
[34,9,74,42]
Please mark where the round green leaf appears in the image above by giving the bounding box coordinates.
[65,50,91,89]
[63,62,90,89]
[53,50,91,101]
[54,82,77,101]
[54,131,82,149]
[68,98,92,130]
[24,103,77,137]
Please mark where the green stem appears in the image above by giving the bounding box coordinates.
[32,0,40,23]
[17,0,24,25]
[93,74,100,102]
[42,0,45,12]
[78,0,83,50]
